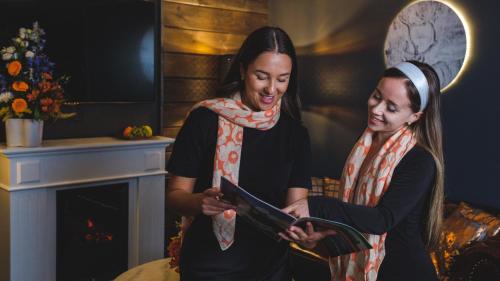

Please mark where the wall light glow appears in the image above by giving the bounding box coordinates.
[437,0,472,92]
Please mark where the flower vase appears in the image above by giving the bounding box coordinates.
[23,119,44,147]
[5,118,24,147]
[4,119,44,147]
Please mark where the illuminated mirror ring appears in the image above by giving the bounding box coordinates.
[384,0,470,92]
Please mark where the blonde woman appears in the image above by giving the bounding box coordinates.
[282,61,444,281]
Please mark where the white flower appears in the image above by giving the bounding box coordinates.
[21,41,29,47]
[0,92,13,103]
[25,51,35,58]
[2,53,12,60]
[19,28,27,39]
[5,46,15,53]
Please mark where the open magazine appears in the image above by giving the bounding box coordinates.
[220,176,372,257]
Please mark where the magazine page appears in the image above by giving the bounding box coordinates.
[220,177,295,239]
[293,217,372,256]
[220,177,372,257]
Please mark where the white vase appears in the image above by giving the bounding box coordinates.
[23,119,44,147]
[4,119,44,147]
[5,118,24,147]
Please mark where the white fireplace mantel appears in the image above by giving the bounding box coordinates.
[0,136,174,281]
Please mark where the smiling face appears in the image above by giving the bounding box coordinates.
[367,77,422,142]
[240,51,292,111]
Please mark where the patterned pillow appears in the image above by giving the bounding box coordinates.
[309,177,341,198]
[309,177,325,197]
[431,202,500,279]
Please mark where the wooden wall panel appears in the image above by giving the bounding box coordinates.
[163,53,219,78]
[163,2,267,34]
[164,103,195,127]
[164,78,218,102]
[164,0,268,14]
[162,0,268,140]
[163,27,246,55]
[163,127,181,139]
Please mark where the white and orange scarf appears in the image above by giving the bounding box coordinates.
[330,126,417,281]
[193,93,281,250]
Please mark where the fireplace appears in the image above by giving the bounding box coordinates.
[0,136,173,281]
[57,183,129,281]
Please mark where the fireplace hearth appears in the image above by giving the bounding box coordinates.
[0,136,173,281]
[57,183,128,281]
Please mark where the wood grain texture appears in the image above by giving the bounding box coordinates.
[163,53,219,78]
[164,78,218,102]
[163,0,268,14]
[164,102,195,127]
[163,2,267,34]
[162,127,181,139]
[163,27,246,54]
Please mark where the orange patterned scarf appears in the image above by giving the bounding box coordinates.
[195,93,281,250]
[330,126,417,281]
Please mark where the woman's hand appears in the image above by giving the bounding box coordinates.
[280,198,336,249]
[282,197,310,218]
[279,222,336,249]
[199,187,237,216]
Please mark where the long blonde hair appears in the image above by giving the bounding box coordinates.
[384,61,444,248]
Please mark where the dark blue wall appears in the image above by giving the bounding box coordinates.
[297,0,500,210]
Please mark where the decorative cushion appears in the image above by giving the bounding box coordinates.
[309,177,341,198]
[310,177,325,197]
[449,235,500,281]
[431,202,500,279]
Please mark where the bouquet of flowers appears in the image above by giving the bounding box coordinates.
[0,22,75,122]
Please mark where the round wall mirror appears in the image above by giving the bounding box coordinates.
[384,1,469,91]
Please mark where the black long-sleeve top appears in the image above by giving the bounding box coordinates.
[167,107,312,281]
[308,146,439,281]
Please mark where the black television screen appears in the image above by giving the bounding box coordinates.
[0,0,160,103]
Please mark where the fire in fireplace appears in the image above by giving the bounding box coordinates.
[56,183,128,281]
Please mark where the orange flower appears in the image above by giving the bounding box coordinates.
[12,81,29,92]
[7,60,22,76]
[42,72,52,80]
[51,103,61,113]
[27,89,40,101]
[39,81,51,93]
[11,98,27,113]
[40,97,53,106]
[167,235,182,272]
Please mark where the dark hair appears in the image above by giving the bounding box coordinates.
[217,26,301,120]
[384,60,444,249]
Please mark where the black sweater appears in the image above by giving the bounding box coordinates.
[309,146,438,281]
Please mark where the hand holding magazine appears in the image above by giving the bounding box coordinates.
[220,177,372,258]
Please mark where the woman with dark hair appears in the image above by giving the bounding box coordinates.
[282,61,444,281]
[166,26,311,281]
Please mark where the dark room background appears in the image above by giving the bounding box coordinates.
[270,0,500,210]
[1,0,498,211]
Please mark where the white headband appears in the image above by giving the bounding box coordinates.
[394,62,429,112]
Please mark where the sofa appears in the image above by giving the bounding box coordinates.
[291,177,500,281]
